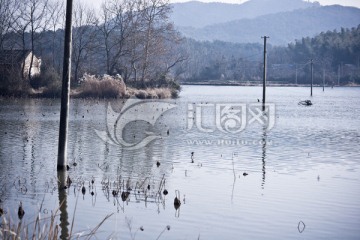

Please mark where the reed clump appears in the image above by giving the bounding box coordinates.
[126,87,176,99]
[30,66,62,98]
[74,73,126,98]
[1,71,180,99]
[0,201,112,240]
[0,205,60,240]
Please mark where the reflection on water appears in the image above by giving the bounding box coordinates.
[0,86,360,239]
[57,170,69,240]
[261,126,267,189]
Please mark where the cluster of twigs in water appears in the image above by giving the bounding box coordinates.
[99,174,169,210]
[62,173,172,212]
[1,172,181,239]
[0,199,112,240]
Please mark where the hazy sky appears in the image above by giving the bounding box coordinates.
[170,0,360,8]
[86,0,360,9]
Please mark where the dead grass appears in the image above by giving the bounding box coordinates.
[0,200,113,240]
[1,66,182,99]
[1,72,179,99]
[73,73,126,98]
[126,87,176,99]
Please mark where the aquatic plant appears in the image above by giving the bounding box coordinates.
[156,225,171,240]
[125,216,171,240]
[0,200,112,240]
[174,190,181,210]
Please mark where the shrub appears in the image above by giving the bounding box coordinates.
[126,74,181,92]
[171,89,179,98]
[40,83,62,98]
[75,73,126,98]
[0,70,31,97]
[135,89,148,99]
[29,66,62,98]
[30,66,60,89]
[126,87,174,99]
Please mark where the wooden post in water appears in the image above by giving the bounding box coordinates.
[58,0,73,170]
[262,36,269,111]
[310,59,313,96]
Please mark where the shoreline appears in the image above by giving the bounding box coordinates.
[1,84,359,99]
[180,82,360,87]
[0,86,179,99]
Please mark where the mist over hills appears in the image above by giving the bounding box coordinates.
[171,0,318,28]
[170,0,360,45]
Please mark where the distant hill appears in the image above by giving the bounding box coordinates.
[170,0,318,28]
[174,5,360,45]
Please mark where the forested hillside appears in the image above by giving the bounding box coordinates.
[177,26,360,85]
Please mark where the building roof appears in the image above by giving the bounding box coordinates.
[0,50,31,65]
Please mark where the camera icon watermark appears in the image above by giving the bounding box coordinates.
[95,98,177,150]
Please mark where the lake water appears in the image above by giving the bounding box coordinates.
[0,86,359,239]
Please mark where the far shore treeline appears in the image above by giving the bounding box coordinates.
[182,26,360,86]
[0,0,359,98]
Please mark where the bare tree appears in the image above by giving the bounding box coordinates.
[126,0,143,82]
[152,22,187,78]
[138,0,171,82]
[135,0,184,83]
[27,0,50,79]
[12,0,49,79]
[95,0,184,84]
[72,2,98,82]
[97,0,135,76]
[97,0,119,75]
[0,0,20,49]
[47,0,65,72]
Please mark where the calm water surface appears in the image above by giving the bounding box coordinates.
[0,86,359,239]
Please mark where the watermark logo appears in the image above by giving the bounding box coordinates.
[95,98,177,150]
[96,99,275,149]
[188,103,275,133]
[216,103,246,133]
[248,103,275,129]
[185,138,273,146]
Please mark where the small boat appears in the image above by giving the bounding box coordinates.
[298,100,313,106]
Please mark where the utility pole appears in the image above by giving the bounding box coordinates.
[310,59,313,96]
[295,64,298,85]
[337,64,340,86]
[58,0,73,171]
[262,36,269,111]
[322,68,325,92]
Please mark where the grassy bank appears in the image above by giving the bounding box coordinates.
[0,72,180,99]
[70,74,179,99]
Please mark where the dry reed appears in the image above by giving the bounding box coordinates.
[0,198,112,240]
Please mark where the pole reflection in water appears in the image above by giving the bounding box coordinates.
[261,127,267,189]
[57,170,69,240]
